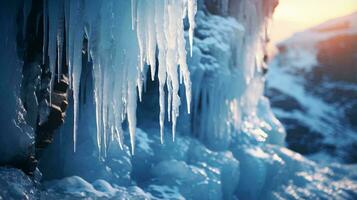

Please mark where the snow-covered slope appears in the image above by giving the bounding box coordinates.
[267,12,357,163]
[0,1,357,199]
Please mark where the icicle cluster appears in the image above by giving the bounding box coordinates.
[44,0,196,155]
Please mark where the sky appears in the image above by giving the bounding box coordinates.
[270,0,357,44]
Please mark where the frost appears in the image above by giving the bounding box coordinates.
[44,0,197,155]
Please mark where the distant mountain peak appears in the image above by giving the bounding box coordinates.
[279,11,357,48]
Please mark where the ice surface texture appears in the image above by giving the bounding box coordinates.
[0,1,34,166]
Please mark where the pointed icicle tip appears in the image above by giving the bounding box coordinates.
[160,128,164,144]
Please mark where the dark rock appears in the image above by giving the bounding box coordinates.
[205,0,229,16]
[51,92,68,112]
[11,0,71,173]
[281,118,326,155]
[346,104,357,128]
[343,142,357,163]
[53,75,69,93]
[266,88,306,112]
[38,104,65,132]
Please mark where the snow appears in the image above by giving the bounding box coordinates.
[0,167,38,199]
[267,11,357,162]
[267,55,354,160]
[147,185,185,200]
[43,176,153,199]
[267,58,336,128]
[45,176,106,197]
[135,128,154,156]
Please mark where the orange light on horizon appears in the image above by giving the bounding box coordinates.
[270,0,357,43]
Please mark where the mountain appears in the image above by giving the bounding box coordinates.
[267,12,357,163]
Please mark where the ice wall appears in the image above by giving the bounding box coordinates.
[185,0,284,150]
[0,1,34,168]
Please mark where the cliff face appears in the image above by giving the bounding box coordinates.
[0,0,69,174]
[0,1,38,172]
[0,1,356,200]
[267,12,357,163]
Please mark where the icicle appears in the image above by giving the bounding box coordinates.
[57,4,64,82]
[48,0,60,103]
[167,80,172,123]
[43,0,197,155]
[102,67,109,157]
[155,0,167,143]
[146,2,157,81]
[136,0,146,74]
[72,36,83,153]
[71,0,84,152]
[131,0,137,30]
[137,71,143,102]
[127,69,138,155]
[177,0,192,114]
[64,0,70,69]
[187,0,197,57]
[93,61,102,156]
[166,1,182,141]
[42,0,47,65]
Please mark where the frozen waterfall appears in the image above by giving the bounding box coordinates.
[1,0,356,199]
[43,0,197,155]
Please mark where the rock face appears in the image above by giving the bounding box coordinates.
[21,0,70,173]
[267,12,357,163]
[0,1,36,173]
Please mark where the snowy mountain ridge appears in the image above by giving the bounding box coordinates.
[267,11,357,163]
[282,11,357,48]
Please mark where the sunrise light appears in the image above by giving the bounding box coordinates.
[271,0,357,43]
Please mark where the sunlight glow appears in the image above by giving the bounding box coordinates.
[270,0,357,43]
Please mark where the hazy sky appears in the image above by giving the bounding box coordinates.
[270,0,357,44]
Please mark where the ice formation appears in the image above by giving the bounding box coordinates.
[43,0,197,154]
[1,0,357,199]
[0,1,35,164]
[185,0,285,151]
